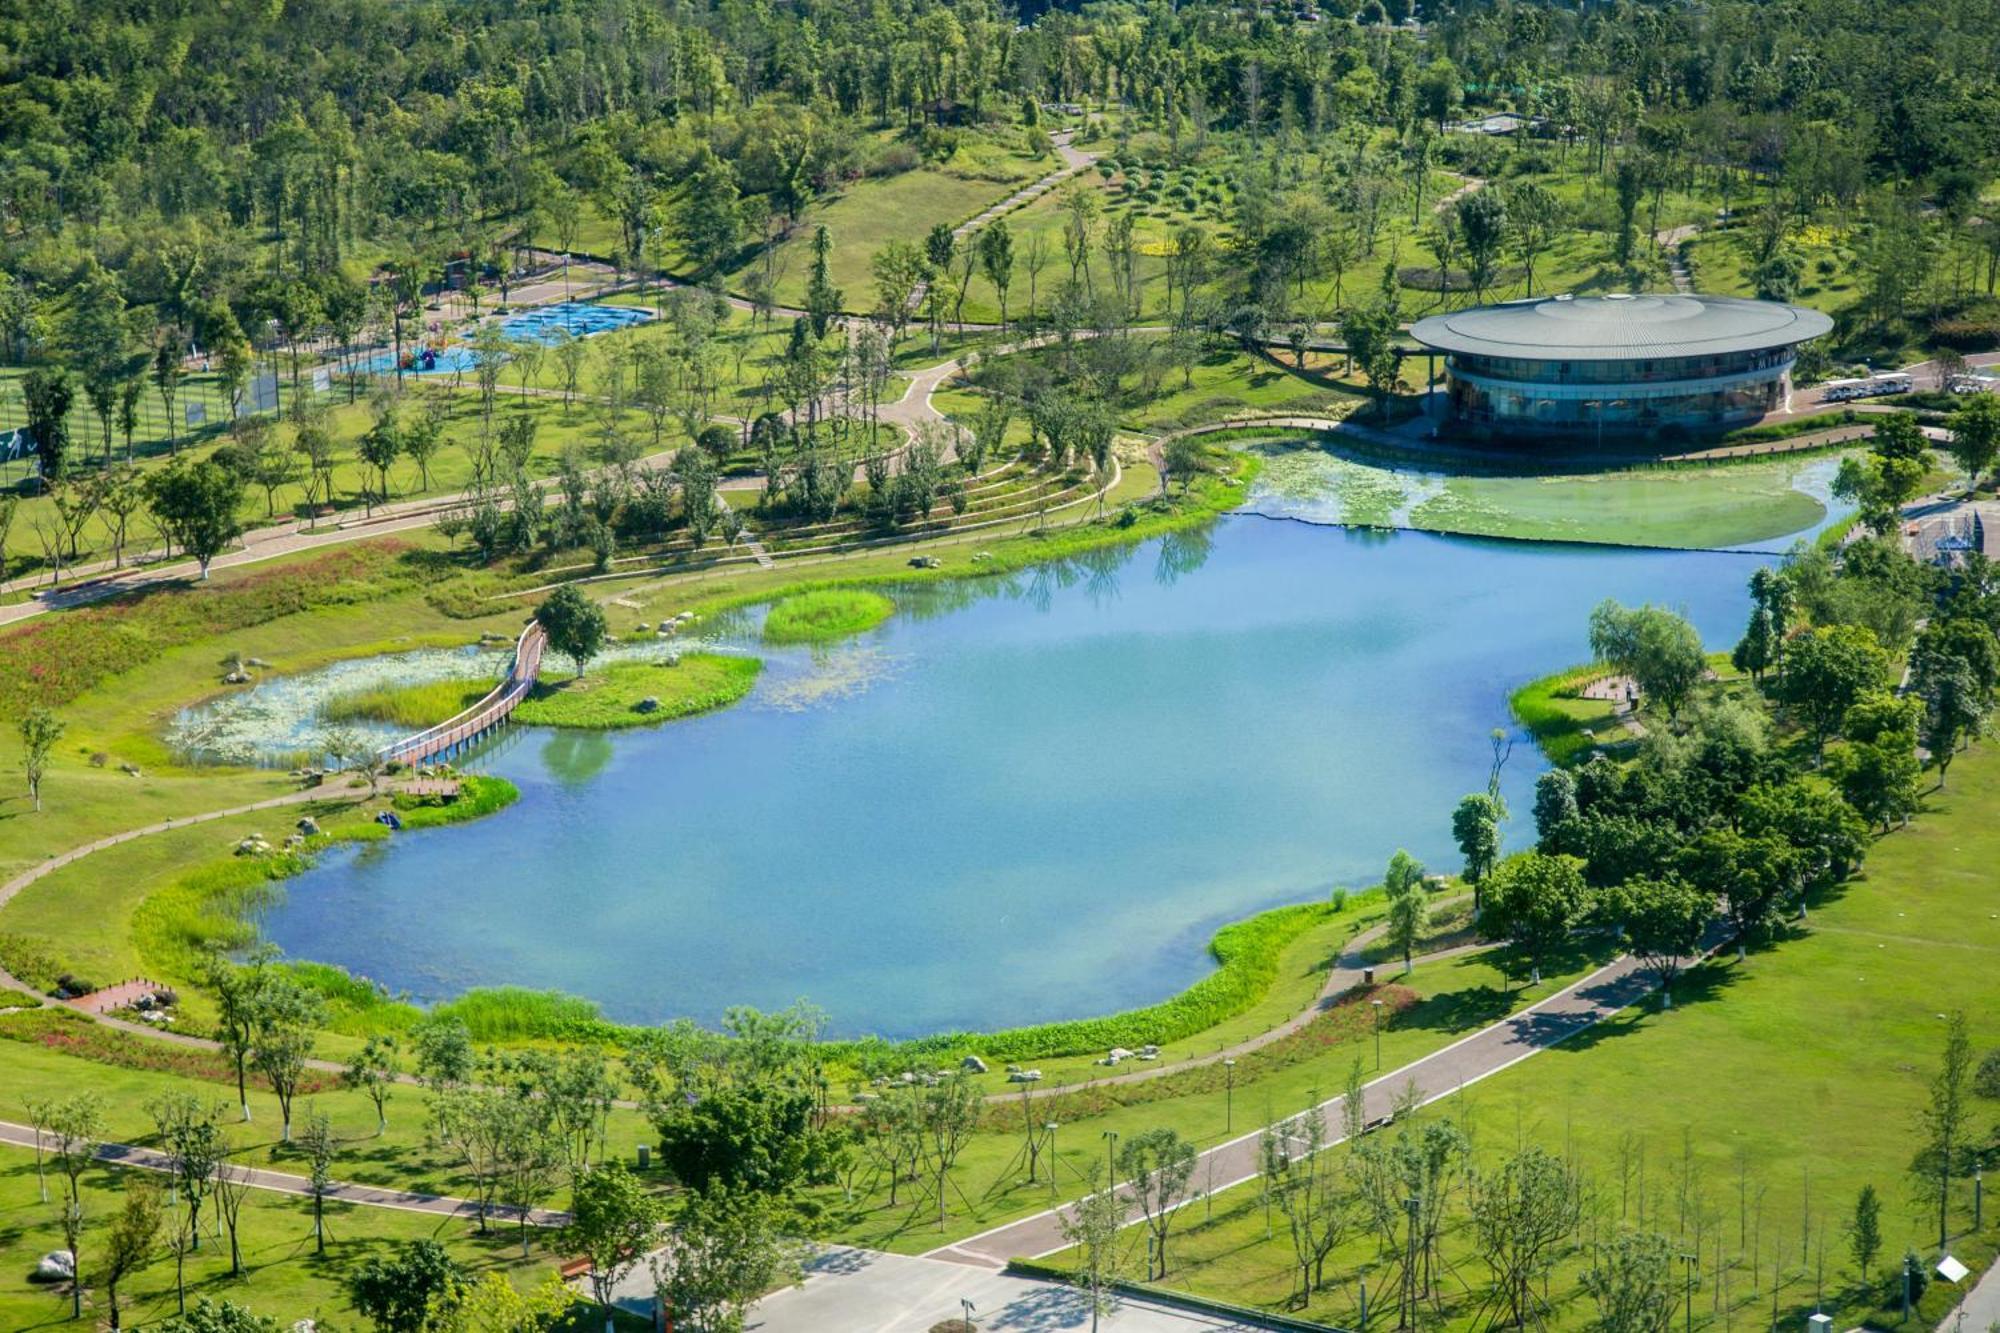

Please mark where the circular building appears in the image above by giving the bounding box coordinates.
[1410,293,1833,442]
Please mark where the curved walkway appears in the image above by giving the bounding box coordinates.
[0,1120,566,1226]
[925,929,1717,1269]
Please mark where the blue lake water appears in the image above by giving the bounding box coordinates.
[261,518,1769,1038]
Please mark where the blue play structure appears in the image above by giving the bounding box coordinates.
[366,302,653,375]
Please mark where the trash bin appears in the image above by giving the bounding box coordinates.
[636,1144,650,1170]
[1363,967,1375,986]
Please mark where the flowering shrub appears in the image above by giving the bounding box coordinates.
[0,1006,339,1093]
[0,542,440,716]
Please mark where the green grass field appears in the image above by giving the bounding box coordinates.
[514,653,762,728]
[760,588,895,644]
[1135,739,2000,1332]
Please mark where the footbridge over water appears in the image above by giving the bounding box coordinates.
[380,620,546,765]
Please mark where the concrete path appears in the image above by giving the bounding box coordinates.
[925,942,1687,1269]
[1940,1251,2000,1333]
[601,1245,1278,1332]
[0,1121,566,1226]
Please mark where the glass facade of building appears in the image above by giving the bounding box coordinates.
[1443,349,1795,439]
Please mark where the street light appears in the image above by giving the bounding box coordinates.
[1046,1122,1060,1197]
[961,1297,977,1331]
[1372,999,1385,1069]
[1224,1058,1237,1134]
[1102,1129,1119,1184]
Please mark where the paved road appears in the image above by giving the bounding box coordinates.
[0,1120,565,1226]
[925,945,1681,1268]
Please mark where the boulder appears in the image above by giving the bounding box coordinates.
[960,1055,988,1074]
[1101,1047,1135,1066]
[223,670,252,684]
[635,622,650,633]
[33,1251,74,1282]
[1006,1069,1043,1083]
[234,836,271,857]
[634,696,661,714]
[908,555,942,569]
[296,816,320,835]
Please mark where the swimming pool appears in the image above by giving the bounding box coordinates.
[363,301,653,375]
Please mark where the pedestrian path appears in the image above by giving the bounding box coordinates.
[926,939,1698,1268]
[0,1120,565,1226]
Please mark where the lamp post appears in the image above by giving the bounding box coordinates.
[1103,1129,1119,1185]
[1681,1252,1697,1333]
[1372,999,1385,1070]
[1046,1122,1060,1196]
[961,1297,976,1331]
[1224,1058,1237,1134]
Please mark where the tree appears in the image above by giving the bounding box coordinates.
[357,406,402,515]
[980,220,1016,328]
[1340,301,1403,414]
[568,1163,667,1333]
[1916,655,1985,786]
[1583,1230,1676,1333]
[349,1239,465,1333]
[428,1273,575,1333]
[1780,625,1889,759]
[1469,1147,1583,1330]
[149,1091,225,1308]
[871,239,928,345]
[1059,1165,1131,1332]
[1263,1102,1353,1303]
[1456,190,1508,305]
[535,584,608,677]
[1849,1184,1882,1282]
[23,366,75,486]
[342,1035,399,1133]
[100,1180,163,1330]
[1828,691,1922,830]
[301,1106,337,1254]
[804,225,842,340]
[655,1081,827,1197]
[18,707,64,813]
[1609,876,1711,1004]
[1946,392,2000,489]
[251,973,324,1141]
[1120,1127,1197,1279]
[413,1014,475,1091]
[1451,792,1503,904]
[145,459,244,578]
[48,1093,104,1321]
[1588,601,1707,720]
[154,341,185,455]
[649,1184,806,1333]
[1384,849,1430,972]
[1479,851,1589,985]
[1912,1009,1973,1251]
[1506,183,1563,297]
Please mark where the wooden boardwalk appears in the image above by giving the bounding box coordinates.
[380,620,546,765]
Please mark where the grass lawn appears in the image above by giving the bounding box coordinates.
[1090,744,2000,1333]
[1509,664,1633,766]
[760,588,895,644]
[812,935,1618,1254]
[514,654,762,728]
[0,1141,612,1332]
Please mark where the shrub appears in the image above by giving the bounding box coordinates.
[0,542,438,717]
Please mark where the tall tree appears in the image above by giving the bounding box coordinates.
[18,707,64,813]
[1120,1127,1197,1279]
[145,459,245,579]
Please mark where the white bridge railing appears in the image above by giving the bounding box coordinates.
[381,620,547,765]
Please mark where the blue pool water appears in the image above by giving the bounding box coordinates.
[364,301,652,375]
[261,518,1769,1037]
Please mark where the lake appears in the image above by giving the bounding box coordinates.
[260,517,1770,1038]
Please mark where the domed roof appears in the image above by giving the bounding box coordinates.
[1409,293,1833,361]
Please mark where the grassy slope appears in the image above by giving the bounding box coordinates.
[1126,737,2000,1333]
